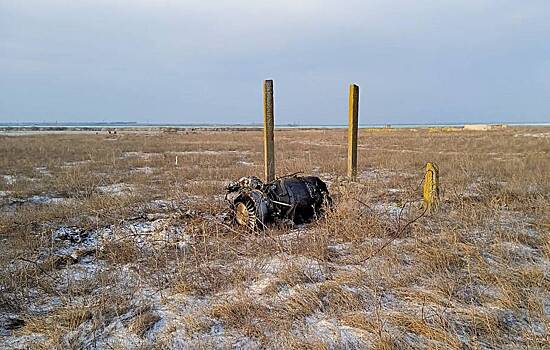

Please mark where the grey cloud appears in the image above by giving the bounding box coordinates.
[1,0,549,123]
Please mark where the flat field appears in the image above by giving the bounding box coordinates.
[0,127,549,349]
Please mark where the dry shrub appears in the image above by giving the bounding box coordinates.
[172,260,258,296]
[372,336,404,350]
[19,306,92,346]
[181,312,213,335]
[317,280,364,313]
[128,308,161,337]
[340,312,378,334]
[276,337,330,350]
[391,312,461,348]
[209,295,267,338]
[98,239,141,265]
[281,286,324,320]
[277,261,321,286]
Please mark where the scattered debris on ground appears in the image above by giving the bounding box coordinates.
[225,175,332,230]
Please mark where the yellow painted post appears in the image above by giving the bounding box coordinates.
[347,84,359,179]
[423,162,440,212]
[263,79,275,182]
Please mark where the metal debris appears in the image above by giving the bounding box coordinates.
[225,175,332,230]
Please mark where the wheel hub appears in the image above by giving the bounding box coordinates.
[235,202,250,226]
[235,200,258,229]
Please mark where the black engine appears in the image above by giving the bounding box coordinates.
[225,175,332,229]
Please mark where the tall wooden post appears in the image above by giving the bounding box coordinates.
[263,79,275,182]
[347,84,359,179]
[423,162,440,212]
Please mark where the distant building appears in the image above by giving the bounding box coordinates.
[464,124,508,131]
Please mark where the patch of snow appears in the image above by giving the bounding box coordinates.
[237,161,254,166]
[500,241,541,263]
[131,166,154,174]
[67,308,144,349]
[3,194,70,207]
[2,175,16,185]
[327,243,353,257]
[373,202,406,216]
[128,221,158,234]
[248,277,273,295]
[62,160,91,168]
[186,180,225,185]
[360,169,382,179]
[120,219,188,249]
[276,227,309,242]
[121,151,162,159]
[56,258,104,290]
[543,298,550,317]
[51,226,102,266]
[359,168,409,181]
[304,314,369,349]
[514,133,550,138]
[144,312,166,342]
[28,195,68,205]
[26,291,62,314]
[0,314,26,336]
[35,166,52,176]
[97,183,134,195]
[0,333,46,349]
[52,226,101,247]
[526,184,545,195]
[169,150,248,155]
[261,255,326,282]
[53,226,87,242]
[147,199,179,211]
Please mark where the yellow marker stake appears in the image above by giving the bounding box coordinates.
[423,162,440,212]
[263,80,275,182]
[347,84,359,179]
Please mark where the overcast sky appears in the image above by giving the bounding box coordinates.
[1,0,549,124]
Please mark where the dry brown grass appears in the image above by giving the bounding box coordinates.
[127,307,161,337]
[1,127,549,349]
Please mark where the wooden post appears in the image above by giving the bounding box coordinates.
[263,79,275,182]
[423,162,440,212]
[347,84,359,179]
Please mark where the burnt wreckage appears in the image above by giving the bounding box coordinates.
[225,175,332,229]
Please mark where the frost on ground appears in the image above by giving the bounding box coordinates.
[2,175,17,186]
[1,194,73,214]
[514,132,550,138]
[2,189,548,349]
[131,166,154,174]
[0,129,548,349]
[96,183,134,195]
